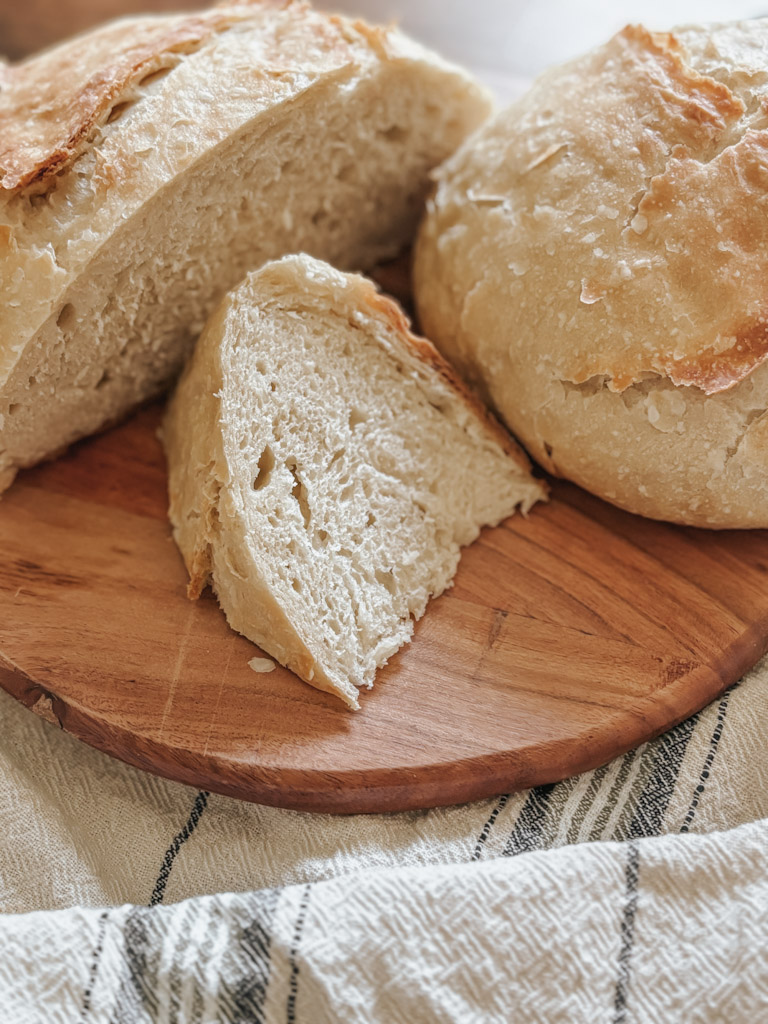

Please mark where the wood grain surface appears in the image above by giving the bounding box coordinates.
[2,401,767,812]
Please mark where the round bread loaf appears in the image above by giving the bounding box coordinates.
[415,20,768,527]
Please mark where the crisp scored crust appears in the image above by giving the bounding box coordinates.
[0,0,492,495]
[0,0,436,196]
[421,21,768,397]
[0,12,232,192]
[0,0,348,193]
[414,18,768,526]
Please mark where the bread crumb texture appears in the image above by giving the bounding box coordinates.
[415,19,768,527]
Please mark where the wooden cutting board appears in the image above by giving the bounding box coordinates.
[1,402,767,813]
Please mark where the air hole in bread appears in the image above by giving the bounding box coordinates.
[292,578,302,593]
[544,442,554,458]
[429,401,447,415]
[56,304,76,331]
[311,209,328,226]
[349,407,366,429]
[366,512,376,527]
[8,404,19,416]
[317,529,329,545]
[286,459,311,528]
[138,66,173,88]
[253,445,275,491]
[95,371,111,391]
[375,568,397,595]
[107,101,135,124]
[340,482,354,502]
[27,375,37,387]
[338,164,356,183]
[380,124,408,142]
[328,449,345,470]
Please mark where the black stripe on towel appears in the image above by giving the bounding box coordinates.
[286,884,312,1024]
[502,784,557,856]
[472,794,509,860]
[150,790,210,906]
[218,887,283,1024]
[79,909,110,1022]
[626,714,697,839]
[680,689,733,833]
[110,906,162,1023]
[613,840,640,1024]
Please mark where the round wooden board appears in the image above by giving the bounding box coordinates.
[2,403,768,813]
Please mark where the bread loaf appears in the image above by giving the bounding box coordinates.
[415,20,768,527]
[0,0,491,491]
[163,254,545,707]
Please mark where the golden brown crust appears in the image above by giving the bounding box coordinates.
[0,1,308,193]
[662,314,768,394]
[187,547,213,600]
[415,17,768,526]
[1,14,224,192]
[618,25,744,139]
[602,131,768,394]
[0,0,429,197]
[423,20,768,398]
[572,29,762,394]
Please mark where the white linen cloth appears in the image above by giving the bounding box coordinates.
[1,655,767,1021]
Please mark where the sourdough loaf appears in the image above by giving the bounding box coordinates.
[163,254,545,707]
[415,20,768,527]
[0,0,491,491]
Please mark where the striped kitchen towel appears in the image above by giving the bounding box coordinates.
[1,654,767,1020]
[2,818,767,1023]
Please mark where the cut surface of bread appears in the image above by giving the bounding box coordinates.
[415,19,768,527]
[163,255,545,708]
[0,0,491,492]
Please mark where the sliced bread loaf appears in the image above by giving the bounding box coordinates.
[162,254,545,708]
[0,0,491,491]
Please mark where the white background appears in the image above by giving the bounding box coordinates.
[319,0,768,99]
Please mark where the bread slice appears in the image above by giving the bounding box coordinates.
[0,0,491,493]
[163,255,545,708]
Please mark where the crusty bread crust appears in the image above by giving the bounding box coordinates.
[1,9,239,192]
[415,18,768,527]
[0,1,492,492]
